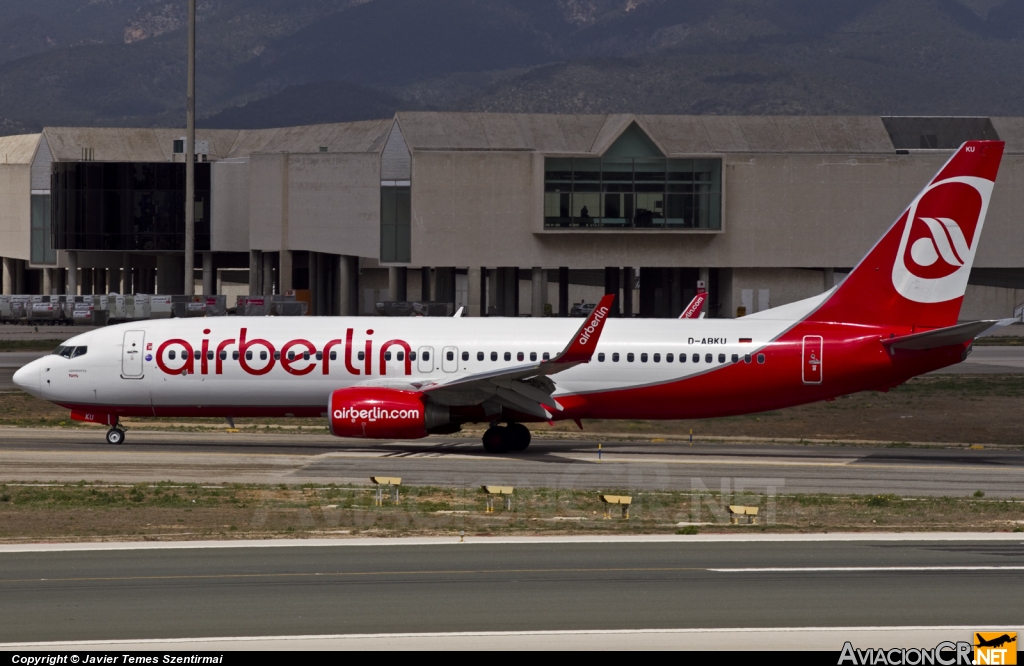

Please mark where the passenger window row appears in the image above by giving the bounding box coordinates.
[596,351,766,364]
[162,346,766,368]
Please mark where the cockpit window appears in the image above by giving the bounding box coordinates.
[52,345,87,359]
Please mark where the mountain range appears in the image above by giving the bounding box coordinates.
[0,0,1022,135]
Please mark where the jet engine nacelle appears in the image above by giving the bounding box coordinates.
[328,387,448,439]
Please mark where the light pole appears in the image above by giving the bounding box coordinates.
[183,0,195,296]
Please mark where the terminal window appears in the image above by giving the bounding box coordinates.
[51,162,210,252]
[380,185,411,263]
[544,157,721,230]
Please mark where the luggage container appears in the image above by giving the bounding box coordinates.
[129,294,151,320]
[237,296,271,316]
[150,295,173,319]
[29,301,62,322]
[270,294,307,316]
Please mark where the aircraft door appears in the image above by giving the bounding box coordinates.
[417,346,434,373]
[442,346,459,373]
[802,335,823,385]
[121,330,146,378]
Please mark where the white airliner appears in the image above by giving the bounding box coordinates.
[13,141,1008,452]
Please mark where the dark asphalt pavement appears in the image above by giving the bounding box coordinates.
[0,539,1021,643]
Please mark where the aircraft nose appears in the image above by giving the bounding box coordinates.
[12,360,41,395]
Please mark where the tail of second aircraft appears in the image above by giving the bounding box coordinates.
[806,140,1004,329]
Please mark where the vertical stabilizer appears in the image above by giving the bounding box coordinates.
[807,141,1004,328]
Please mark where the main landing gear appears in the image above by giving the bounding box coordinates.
[105,425,126,445]
[482,423,531,454]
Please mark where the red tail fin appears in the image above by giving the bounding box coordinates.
[807,141,1004,328]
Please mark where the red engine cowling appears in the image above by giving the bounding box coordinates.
[328,387,430,439]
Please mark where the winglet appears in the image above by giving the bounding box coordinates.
[679,292,707,319]
[553,294,615,364]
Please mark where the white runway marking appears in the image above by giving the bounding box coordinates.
[711,566,1024,572]
[0,532,1021,553]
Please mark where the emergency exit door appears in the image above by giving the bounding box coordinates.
[121,330,145,379]
[802,335,823,385]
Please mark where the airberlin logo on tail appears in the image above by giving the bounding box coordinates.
[909,217,970,276]
[578,305,609,345]
[893,176,992,304]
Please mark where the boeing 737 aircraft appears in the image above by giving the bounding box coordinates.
[13,141,1006,453]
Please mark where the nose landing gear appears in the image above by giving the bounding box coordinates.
[481,423,531,453]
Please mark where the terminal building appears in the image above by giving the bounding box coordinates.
[1,113,1022,319]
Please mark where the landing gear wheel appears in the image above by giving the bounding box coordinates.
[482,426,510,453]
[105,428,125,445]
[506,423,531,451]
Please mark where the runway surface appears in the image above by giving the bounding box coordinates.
[2,427,1022,497]
[0,537,1020,648]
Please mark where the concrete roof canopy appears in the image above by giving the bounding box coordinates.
[990,118,1024,153]
[637,116,714,154]
[0,134,41,164]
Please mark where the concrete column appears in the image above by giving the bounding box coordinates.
[501,267,518,316]
[823,267,835,292]
[121,253,132,294]
[622,267,635,317]
[106,266,118,294]
[67,252,79,295]
[604,267,621,316]
[310,252,320,315]
[467,267,482,317]
[388,266,407,302]
[249,250,261,296]
[558,267,569,317]
[279,250,293,293]
[202,252,214,295]
[2,258,13,295]
[420,267,431,301]
[262,252,274,295]
[531,267,544,317]
[81,268,93,295]
[670,267,684,316]
[42,268,53,296]
[435,267,456,305]
[338,255,358,316]
[14,260,25,294]
[699,267,710,288]
[486,268,498,316]
[321,254,335,315]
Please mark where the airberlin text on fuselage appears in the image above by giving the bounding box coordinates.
[155,327,412,377]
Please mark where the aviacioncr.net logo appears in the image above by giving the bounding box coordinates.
[892,176,993,304]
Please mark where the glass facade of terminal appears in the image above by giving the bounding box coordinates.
[51,162,210,252]
[31,194,56,265]
[380,185,411,263]
[544,157,722,230]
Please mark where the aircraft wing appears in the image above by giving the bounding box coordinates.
[411,294,616,418]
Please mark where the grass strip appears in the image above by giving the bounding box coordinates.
[0,340,65,352]
[0,481,1020,542]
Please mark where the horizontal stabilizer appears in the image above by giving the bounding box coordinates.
[883,320,997,351]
